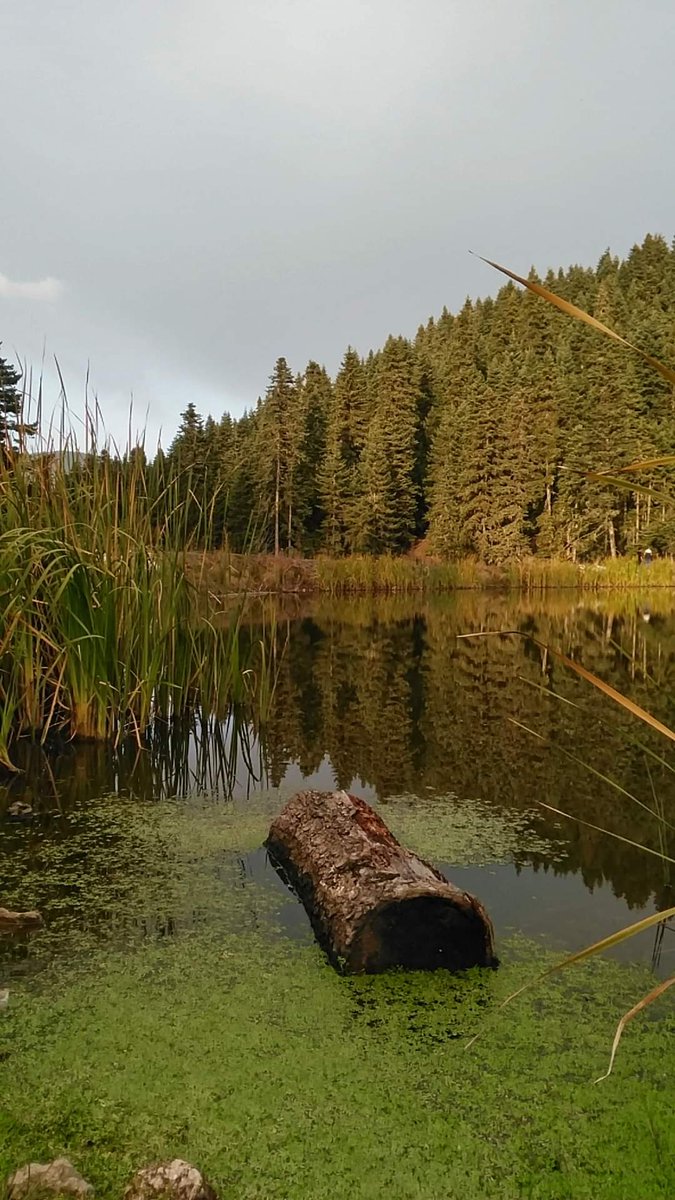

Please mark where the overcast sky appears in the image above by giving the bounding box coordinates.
[1,0,674,448]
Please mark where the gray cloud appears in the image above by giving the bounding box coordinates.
[1,0,674,447]
[0,273,63,301]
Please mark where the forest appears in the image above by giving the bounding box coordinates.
[2,234,674,567]
[159,232,675,563]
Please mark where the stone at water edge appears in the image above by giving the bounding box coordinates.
[7,1158,93,1199]
[124,1161,218,1200]
[7,801,33,820]
[0,907,43,931]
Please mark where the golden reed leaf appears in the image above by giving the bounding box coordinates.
[476,255,675,386]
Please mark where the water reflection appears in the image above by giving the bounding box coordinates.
[257,592,674,909]
[1,708,264,816]
[1,589,675,973]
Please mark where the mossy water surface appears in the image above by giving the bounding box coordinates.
[1,792,673,1200]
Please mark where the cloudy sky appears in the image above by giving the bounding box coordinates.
[1,0,674,448]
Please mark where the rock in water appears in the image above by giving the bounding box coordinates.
[7,801,33,820]
[266,790,497,973]
[124,1161,217,1200]
[0,908,43,932]
[7,1158,93,1199]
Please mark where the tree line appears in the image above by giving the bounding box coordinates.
[3,233,675,562]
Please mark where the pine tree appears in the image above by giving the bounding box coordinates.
[319,348,368,553]
[226,412,260,552]
[294,362,331,551]
[356,337,420,553]
[0,348,35,452]
[168,402,206,539]
[255,358,298,554]
[154,231,675,564]
[427,301,483,557]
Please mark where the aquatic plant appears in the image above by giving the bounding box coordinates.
[0,403,270,769]
[1,789,674,1200]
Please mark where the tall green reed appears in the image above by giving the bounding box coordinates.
[0,406,269,770]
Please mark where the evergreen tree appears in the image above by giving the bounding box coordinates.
[255,358,298,554]
[152,230,675,564]
[427,301,482,556]
[294,362,331,551]
[168,402,206,539]
[319,348,368,553]
[227,412,260,552]
[356,337,420,553]
[0,348,35,451]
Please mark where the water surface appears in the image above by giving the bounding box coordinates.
[1,590,674,1199]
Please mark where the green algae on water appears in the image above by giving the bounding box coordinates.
[1,790,674,1200]
[377,791,566,865]
[1,930,673,1200]
[1,773,673,1200]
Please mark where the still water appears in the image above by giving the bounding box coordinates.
[2,588,674,980]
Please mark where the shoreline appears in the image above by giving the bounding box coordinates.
[186,551,675,598]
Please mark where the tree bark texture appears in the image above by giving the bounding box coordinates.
[266,791,496,974]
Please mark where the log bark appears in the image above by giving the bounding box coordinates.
[266,790,496,973]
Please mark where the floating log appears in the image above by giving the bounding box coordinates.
[0,907,43,933]
[266,790,496,973]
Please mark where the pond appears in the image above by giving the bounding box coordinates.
[1,590,674,1199]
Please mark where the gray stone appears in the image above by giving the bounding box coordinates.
[124,1162,217,1200]
[7,1158,93,1199]
[7,801,33,820]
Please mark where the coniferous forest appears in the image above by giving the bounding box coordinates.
[5,234,675,564]
[164,234,675,562]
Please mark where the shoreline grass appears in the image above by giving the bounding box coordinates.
[190,550,675,598]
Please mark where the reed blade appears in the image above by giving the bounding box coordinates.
[594,974,675,1083]
[476,255,675,385]
[466,906,675,1050]
[458,630,675,744]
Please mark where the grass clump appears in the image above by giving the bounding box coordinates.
[0,433,268,769]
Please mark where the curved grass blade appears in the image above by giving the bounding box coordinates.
[507,717,675,833]
[458,630,675,745]
[466,906,675,1050]
[536,800,675,864]
[594,974,675,1083]
[518,675,675,777]
[613,455,675,474]
[585,472,675,507]
[476,255,675,385]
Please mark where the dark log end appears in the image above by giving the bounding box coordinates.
[349,893,497,974]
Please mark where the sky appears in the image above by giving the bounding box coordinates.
[1,0,674,449]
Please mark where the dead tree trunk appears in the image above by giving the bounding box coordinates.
[266,791,496,974]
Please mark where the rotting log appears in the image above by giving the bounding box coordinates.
[266,790,496,974]
[0,907,43,933]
